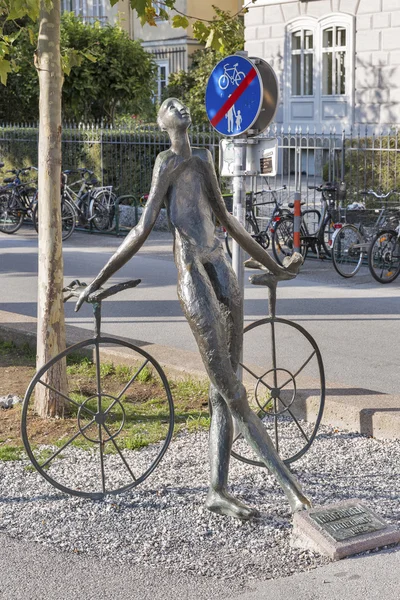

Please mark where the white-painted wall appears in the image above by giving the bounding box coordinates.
[244,0,400,128]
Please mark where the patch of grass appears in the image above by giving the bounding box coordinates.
[0,340,16,355]
[185,413,211,432]
[0,445,24,461]
[171,377,209,403]
[0,340,36,361]
[136,365,153,383]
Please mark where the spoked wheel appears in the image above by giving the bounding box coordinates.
[22,337,174,499]
[90,191,116,232]
[368,229,400,284]
[322,215,335,257]
[232,317,325,465]
[332,224,364,278]
[0,192,23,234]
[272,217,308,266]
[33,199,76,241]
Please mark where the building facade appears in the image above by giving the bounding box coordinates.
[131,0,243,102]
[244,0,400,129]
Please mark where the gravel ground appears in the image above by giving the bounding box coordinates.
[1,424,399,582]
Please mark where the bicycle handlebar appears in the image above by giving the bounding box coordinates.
[359,189,398,199]
[63,279,141,304]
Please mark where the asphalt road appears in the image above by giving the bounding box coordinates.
[0,533,399,600]
[0,226,398,395]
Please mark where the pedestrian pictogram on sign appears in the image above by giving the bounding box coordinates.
[205,55,263,137]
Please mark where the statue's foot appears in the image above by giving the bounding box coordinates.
[206,489,258,520]
[288,491,312,513]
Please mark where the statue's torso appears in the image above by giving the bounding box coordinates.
[163,148,219,258]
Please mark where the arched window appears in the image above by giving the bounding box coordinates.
[322,25,347,96]
[291,29,314,96]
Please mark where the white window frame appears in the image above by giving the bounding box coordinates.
[290,26,315,97]
[284,14,354,125]
[92,0,104,19]
[155,59,169,103]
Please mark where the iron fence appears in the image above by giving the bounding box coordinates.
[0,122,398,210]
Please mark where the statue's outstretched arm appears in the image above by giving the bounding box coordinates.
[201,153,301,279]
[75,156,169,311]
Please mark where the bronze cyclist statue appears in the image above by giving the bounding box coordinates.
[76,98,311,520]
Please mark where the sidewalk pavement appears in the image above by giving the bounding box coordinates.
[0,533,398,600]
[1,307,400,440]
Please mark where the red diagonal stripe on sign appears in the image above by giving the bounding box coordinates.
[211,67,258,127]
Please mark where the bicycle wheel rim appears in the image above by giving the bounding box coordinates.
[232,317,325,466]
[0,194,23,233]
[368,229,400,284]
[332,225,364,277]
[22,337,174,499]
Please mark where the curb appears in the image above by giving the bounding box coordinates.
[1,309,400,440]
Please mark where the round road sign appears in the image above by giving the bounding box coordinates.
[205,54,263,137]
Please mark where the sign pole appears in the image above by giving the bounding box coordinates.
[232,136,247,292]
[231,136,247,382]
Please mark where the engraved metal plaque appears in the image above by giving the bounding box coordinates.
[309,503,386,542]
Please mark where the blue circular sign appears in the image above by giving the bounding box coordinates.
[205,55,262,137]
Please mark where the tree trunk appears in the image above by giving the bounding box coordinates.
[35,0,67,418]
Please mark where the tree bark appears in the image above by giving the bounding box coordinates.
[35,0,67,418]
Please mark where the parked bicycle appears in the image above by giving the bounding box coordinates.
[0,166,38,234]
[331,188,399,278]
[368,221,400,284]
[271,182,342,266]
[59,168,116,232]
[224,186,289,258]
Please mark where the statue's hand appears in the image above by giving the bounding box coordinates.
[245,252,303,280]
[75,282,99,312]
[281,252,303,277]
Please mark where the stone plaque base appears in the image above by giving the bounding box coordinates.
[292,499,400,560]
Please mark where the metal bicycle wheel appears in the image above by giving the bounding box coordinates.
[368,229,400,284]
[332,224,364,278]
[271,217,308,266]
[0,192,24,234]
[232,317,325,465]
[33,199,76,241]
[22,337,174,499]
[90,190,116,231]
[322,215,335,257]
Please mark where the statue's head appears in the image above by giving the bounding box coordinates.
[157,98,191,134]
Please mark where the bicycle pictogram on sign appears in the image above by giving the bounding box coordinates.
[205,54,263,137]
[218,63,245,90]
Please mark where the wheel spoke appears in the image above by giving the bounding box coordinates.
[280,350,316,389]
[102,423,137,482]
[37,379,95,416]
[105,359,150,415]
[275,393,310,442]
[40,418,96,468]
[240,362,272,389]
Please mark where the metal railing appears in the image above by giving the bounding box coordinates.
[0,121,398,213]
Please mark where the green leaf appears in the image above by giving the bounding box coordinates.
[0,59,13,86]
[82,51,96,62]
[205,28,215,49]
[28,28,36,46]
[159,8,169,20]
[172,15,189,29]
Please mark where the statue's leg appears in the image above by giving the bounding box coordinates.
[177,253,311,517]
